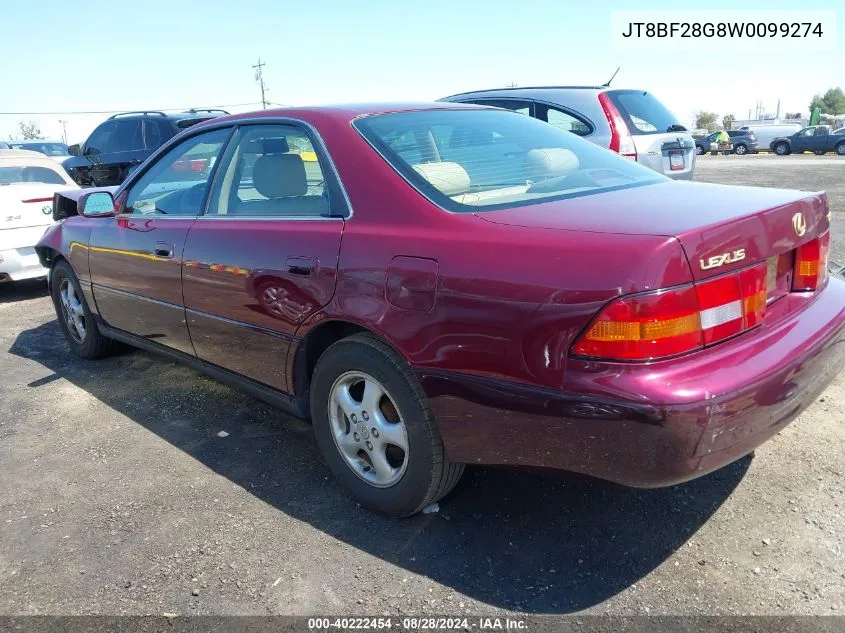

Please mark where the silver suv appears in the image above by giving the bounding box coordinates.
[440,86,696,180]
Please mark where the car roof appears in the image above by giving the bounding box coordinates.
[443,86,605,99]
[205,102,495,126]
[0,149,49,160]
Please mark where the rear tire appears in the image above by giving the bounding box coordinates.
[695,145,704,156]
[310,333,464,517]
[734,144,748,155]
[774,142,790,156]
[50,259,118,360]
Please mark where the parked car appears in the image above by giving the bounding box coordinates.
[0,149,78,282]
[694,130,757,156]
[770,125,845,156]
[726,130,758,155]
[3,140,70,162]
[38,104,844,517]
[62,109,229,187]
[739,123,801,150]
[440,86,696,179]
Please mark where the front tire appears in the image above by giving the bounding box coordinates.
[734,144,748,155]
[310,333,464,517]
[774,142,790,156]
[50,259,117,360]
[836,142,845,156]
[695,145,704,156]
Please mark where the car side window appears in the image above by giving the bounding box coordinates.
[84,122,118,156]
[111,120,144,151]
[206,124,330,218]
[143,119,164,150]
[535,104,592,136]
[799,128,815,137]
[124,128,231,217]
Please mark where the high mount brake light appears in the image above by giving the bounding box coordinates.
[598,92,637,160]
[573,262,769,361]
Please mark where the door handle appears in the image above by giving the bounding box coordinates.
[286,256,317,276]
[154,241,175,259]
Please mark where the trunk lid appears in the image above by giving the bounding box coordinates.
[476,181,830,281]
[0,184,61,250]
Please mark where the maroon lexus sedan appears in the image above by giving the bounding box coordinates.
[37,104,845,517]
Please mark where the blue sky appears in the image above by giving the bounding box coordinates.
[1,0,840,142]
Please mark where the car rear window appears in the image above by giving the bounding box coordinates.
[605,90,686,136]
[0,165,67,185]
[354,109,663,213]
[176,117,215,129]
[10,142,69,156]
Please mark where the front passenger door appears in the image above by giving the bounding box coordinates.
[88,127,232,354]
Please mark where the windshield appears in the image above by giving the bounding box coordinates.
[9,142,69,156]
[0,165,67,185]
[605,90,686,135]
[354,109,663,212]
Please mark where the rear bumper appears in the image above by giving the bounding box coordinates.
[419,279,845,487]
[0,246,48,281]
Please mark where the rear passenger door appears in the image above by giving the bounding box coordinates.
[181,122,347,392]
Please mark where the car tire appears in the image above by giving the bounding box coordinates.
[695,145,704,156]
[774,142,790,156]
[310,333,464,517]
[50,259,118,360]
[835,142,845,156]
[813,150,826,156]
[734,144,748,155]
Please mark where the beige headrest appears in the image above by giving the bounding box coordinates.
[412,162,470,196]
[253,153,307,198]
[524,148,579,181]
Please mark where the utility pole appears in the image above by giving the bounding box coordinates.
[59,119,68,144]
[253,58,267,109]
[506,80,518,88]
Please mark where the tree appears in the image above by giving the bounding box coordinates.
[695,111,718,131]
[809,87,845,115]
[785,112,803,119]
[17,120,43,140]
[722,114,735,130]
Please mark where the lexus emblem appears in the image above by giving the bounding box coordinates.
[792,212,807,237]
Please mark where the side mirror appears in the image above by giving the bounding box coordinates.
[68,144,81,156]
[80,191,116,217]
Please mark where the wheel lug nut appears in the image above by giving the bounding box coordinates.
[365,441,373,451]
[371,428,379,438]
[362,411,369,421]
[350,414,357,422]
[353,432,359,441]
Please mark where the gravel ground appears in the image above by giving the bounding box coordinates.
[0,154,843,617]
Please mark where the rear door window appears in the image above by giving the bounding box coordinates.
[461,99,533,116]
[605,90,686,135]
[534,104,592,136]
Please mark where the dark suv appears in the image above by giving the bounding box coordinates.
[62,109,228,187]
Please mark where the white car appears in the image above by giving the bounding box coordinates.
[1,150,78,282]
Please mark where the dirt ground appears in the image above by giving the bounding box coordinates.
[0,154,843,616]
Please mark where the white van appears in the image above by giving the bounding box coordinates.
[739,124,802,150]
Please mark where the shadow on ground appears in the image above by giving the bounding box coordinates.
[0,278,48,304]
[11,321,749,613]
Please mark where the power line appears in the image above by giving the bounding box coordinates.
[0,102,266,116]
[253,58,268,110]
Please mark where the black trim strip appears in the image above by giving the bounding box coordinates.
[98,319,308,419]
[186,308,299,342]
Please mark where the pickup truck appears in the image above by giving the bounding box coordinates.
[770,125,845,156]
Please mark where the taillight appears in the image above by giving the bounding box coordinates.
[598,92,637,160]
[793,232,830,291]
[573,262,769,361]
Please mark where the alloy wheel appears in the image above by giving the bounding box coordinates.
[59,279,86,344]
[328,371,409,488]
